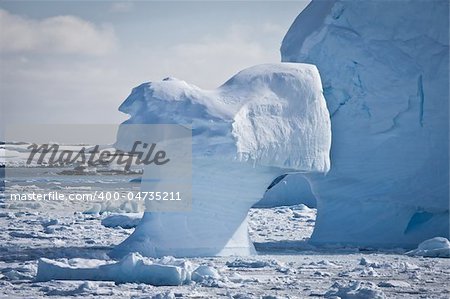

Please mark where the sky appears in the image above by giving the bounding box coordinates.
[0,1,309,137]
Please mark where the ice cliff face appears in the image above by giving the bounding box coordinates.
[113,63,331,257]
[281,0,449,247]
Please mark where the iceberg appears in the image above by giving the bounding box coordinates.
[111,63,331,257]
[406,237,450,258]
[281,0,449,247]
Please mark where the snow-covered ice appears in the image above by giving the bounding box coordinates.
[281,0,449,248]
[101,213,143,229]
[118,63,331,171]
[406,237,450,258]
[1,204,449,298]
[36,253,195,285]
[324,281,386,299]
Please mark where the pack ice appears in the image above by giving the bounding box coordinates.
[281,0,449,247]
[36,253,209,285]
[111,63,331,257]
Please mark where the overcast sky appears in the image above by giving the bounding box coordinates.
[0,1,309,136]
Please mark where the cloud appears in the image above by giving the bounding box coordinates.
[151,23,282,88]
[109,2,135,13]
[0,9,117,55]
[1,14,288,127]
[260,22,285,35]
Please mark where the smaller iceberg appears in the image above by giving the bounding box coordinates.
[112,63,331,257]
[406,237,450,258]
[36,253,196,285]
[101,213,143,229]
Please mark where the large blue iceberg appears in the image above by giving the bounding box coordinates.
[281,0,449,248]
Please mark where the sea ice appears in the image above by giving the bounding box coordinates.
[35,252,209,286]
[406,237,450,258]
[101,213,143,229]
[191,265,221,282]
[325,281,385,299]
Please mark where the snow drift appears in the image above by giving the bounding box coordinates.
[281,0,449,247]
[112,63,331,257]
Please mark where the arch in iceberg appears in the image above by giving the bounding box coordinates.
[111,63,331,258]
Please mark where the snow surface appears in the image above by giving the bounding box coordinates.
[113,63,331,257]
[324,281,385,299]
[1,202,449,298]
[281,0,449,248]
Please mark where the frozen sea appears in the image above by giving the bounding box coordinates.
[1,168,449,298]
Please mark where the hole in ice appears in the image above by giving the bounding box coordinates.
[249,174,317,252]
